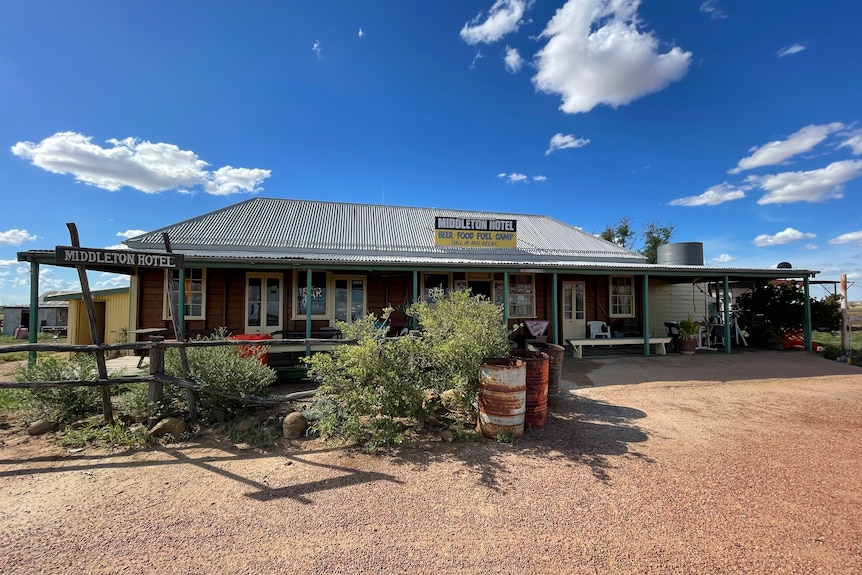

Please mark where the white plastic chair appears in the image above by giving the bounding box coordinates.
[587,321,612,339]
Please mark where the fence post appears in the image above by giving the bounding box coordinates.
[147,336,165,429]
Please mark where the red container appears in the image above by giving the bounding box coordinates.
[510,349,549,428]
[229,333,273,365]
[526,341,564,395]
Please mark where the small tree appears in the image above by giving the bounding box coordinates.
[304,289,511,450]
[601,217,673,263]
[736,281,841,346]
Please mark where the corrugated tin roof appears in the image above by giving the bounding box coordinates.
[124,197,647,265]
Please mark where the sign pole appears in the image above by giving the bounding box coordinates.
[66,223,113,424]
[162,233,197,424]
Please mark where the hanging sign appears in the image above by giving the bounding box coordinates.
[434,217,518,248]
[54,246,184,269]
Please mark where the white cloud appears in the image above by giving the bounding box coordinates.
[117,229,147,239]
[497,172,547,184]
[669,183,746,206]
[205,166,271,196]
[699,0,726,20]
[545,132,590,156]
[11,132,270,195]
[12,267,79,292]
[712,253,737,263]
[728,122,843,174]
[312,40,322,59]
[504,45,523,73]
[777,44,806,58]
[460,0,529,45]
[358,28,365,38]
[469,50,485,69]
[0,229,37,246]
[752,160,862,205]
[840,131,862,155]
[0,259,18,266]
[829,231,862,245]
[532,0,691,114]
[93,273,130,290]
[802,243,819,251]
[752,227,816,247]
[497,172,529,184]
[103,244,128,250]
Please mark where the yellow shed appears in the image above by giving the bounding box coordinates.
[44,287,132,350]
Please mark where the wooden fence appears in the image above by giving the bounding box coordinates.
[0,337,351,427]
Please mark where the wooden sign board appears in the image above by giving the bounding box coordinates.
[54,246,184,269]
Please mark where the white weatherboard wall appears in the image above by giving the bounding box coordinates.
[648,280,708,337]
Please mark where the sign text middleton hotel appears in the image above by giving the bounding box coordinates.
[434,217,517,248]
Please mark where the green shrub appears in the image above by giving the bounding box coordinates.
[14,354,103,423]
[305,289,511,450]
[164,329,277,421]
[57,416,153,449]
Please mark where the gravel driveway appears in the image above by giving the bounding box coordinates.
[1,351,861,574]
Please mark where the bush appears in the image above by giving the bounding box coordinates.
[14,354,103,423]
[737,281,842,347]
[164,329,277,421]
[304,289,512,450]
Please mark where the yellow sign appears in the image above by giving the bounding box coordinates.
[434,217,517,248]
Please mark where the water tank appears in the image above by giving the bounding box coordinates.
[657,242,704,265]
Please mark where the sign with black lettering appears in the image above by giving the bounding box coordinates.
[434,217,518,248]
[55,246,184,269]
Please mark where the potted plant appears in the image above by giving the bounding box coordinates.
[677,315,700,355]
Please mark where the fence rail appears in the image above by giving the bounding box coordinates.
[0,337,352,425]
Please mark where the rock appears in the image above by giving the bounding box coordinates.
[150,417,185,438]
[282,412,308,439]
[27,419,55,436]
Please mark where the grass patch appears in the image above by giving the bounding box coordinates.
[0,389,31,413]
[57,416,154,449]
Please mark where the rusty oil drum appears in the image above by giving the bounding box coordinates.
[526,341,564,395]
[476,357,526,439]
[510,349,549,428]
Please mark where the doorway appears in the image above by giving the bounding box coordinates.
[562,281,586,339]
[245,274,283,335]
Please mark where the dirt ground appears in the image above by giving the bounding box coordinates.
[1,353,861,574]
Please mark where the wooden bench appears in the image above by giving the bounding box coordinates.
[568,337,673,359]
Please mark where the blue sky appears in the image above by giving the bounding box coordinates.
[2,0,861,304]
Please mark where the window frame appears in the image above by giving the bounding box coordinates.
[507,273,536,319]
[163,267,207,321]
[333,275,367,324]
[609,275,636,318]
[420,272,452,302]
[292,270,332,320]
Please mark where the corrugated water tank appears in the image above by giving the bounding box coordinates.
[657,242,704,265]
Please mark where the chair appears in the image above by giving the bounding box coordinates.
[587,321,612,339]
[710,324,726,348]
[664,322,680,353]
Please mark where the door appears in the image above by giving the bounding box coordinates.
[334,277,366,323]
[562,281,586,340]
[245,274,283,334]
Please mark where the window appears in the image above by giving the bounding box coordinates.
[334,277,366,323]
[422,273,451,301]
[294,271,329,318]
[610,276,635,317]
[164,268,206,320]
[508,274,535,318]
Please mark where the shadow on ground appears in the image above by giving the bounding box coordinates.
[387,390,649,488]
